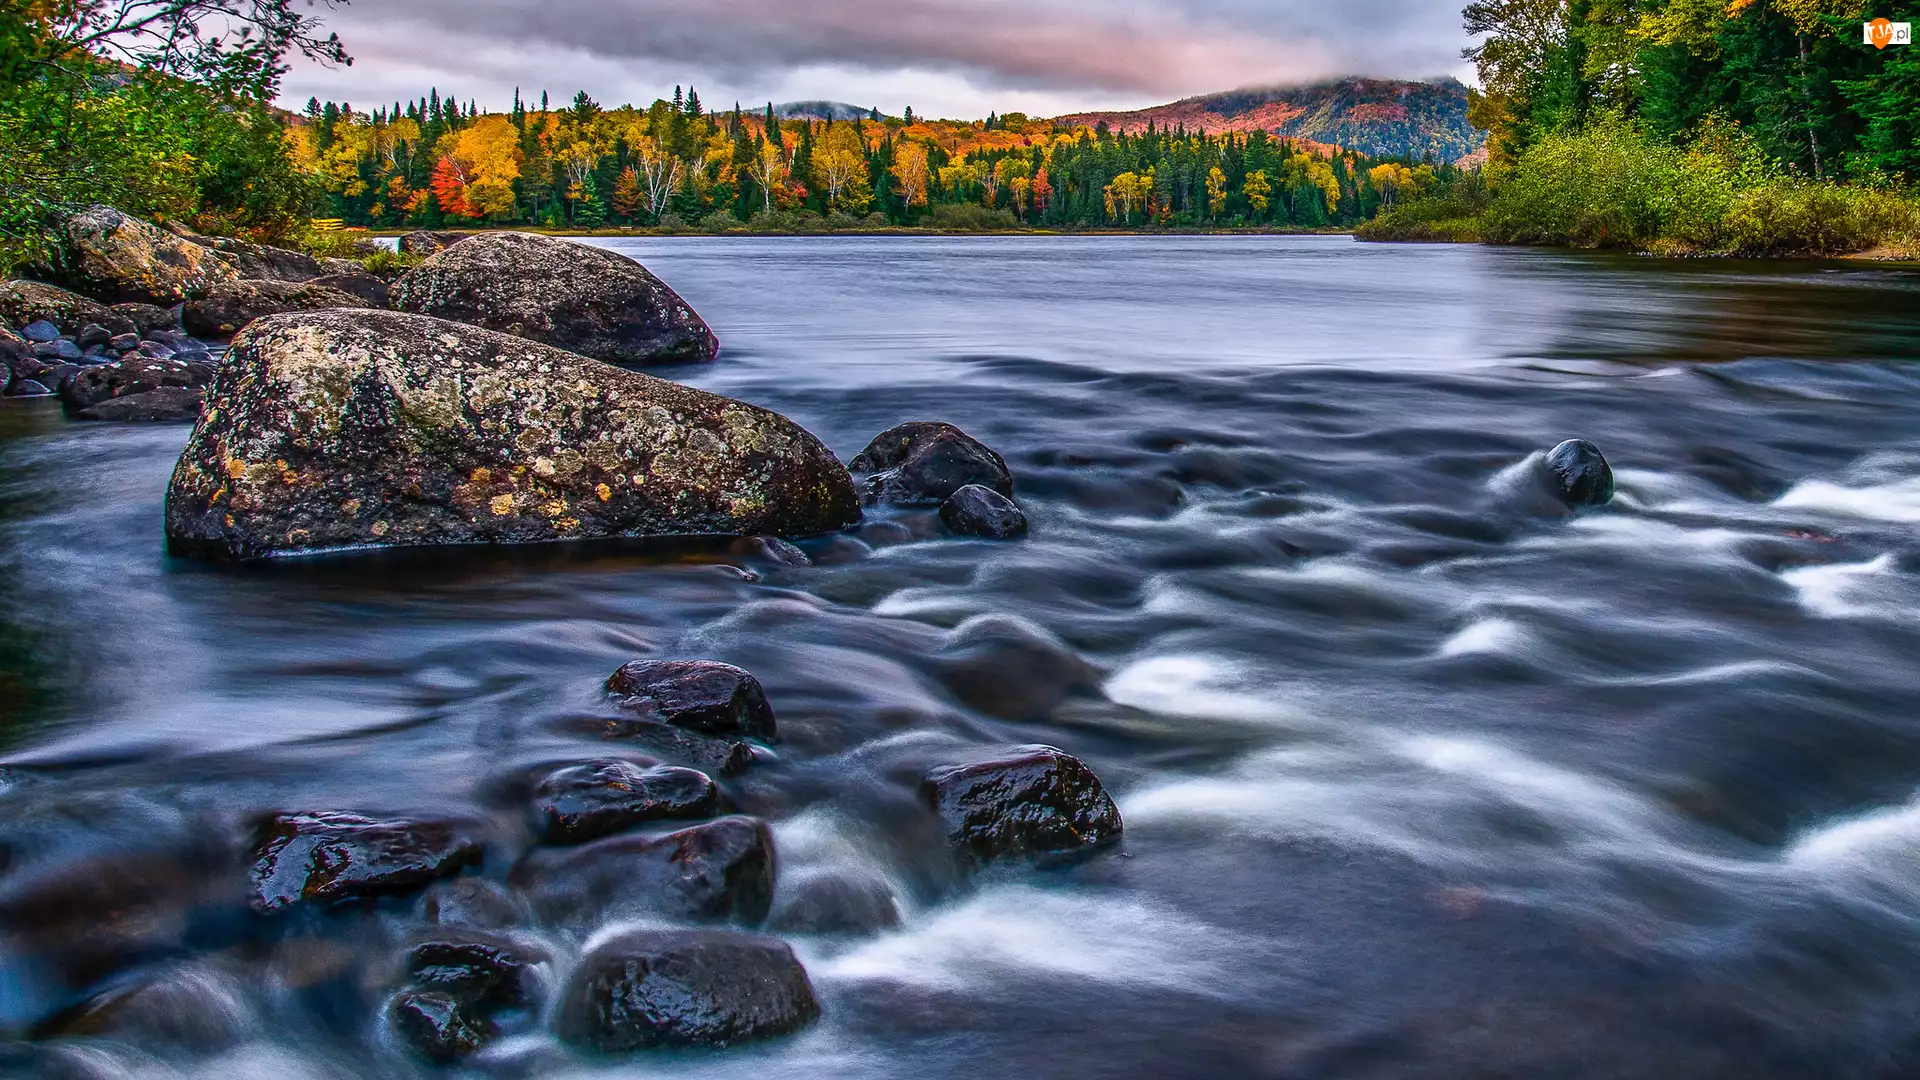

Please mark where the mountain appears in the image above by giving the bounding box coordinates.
[1057,77,1483,163]
[774,100,882,122]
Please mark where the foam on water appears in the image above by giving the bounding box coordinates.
[1103,653,1320,726]
[1775,477,1920,523]
[1439,617,1528,657]
[1781,554,1900,618]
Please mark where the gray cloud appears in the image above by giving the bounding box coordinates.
[284,0,1470,115]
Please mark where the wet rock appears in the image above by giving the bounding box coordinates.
[109,302,178,336]
[44,205,238,304]
[562,715,757,777]
[247,811,482,913]
[34,339,82,362]
[556,929,820,1052]
[417,877,528,930]
[606,660,777,740]
[106,333,140,351]
[533,760,722,845]
[20,320,60,343]
[0,281,137,337]
[933,613,1101,721]
[769,869,902,935]
[940,483,1029,538]
[310,271,390,308]
[1544,439,1615,508]
[399,230,470,256]
[73,323,111,349]
[60,355,214,413]
[38,965,248,1049]
[73,387,205,423]
[728,534,812,566]
[163,310,860,561]
[391,232,720,367]
[182,278,373,339]
[513,816,774,925]
[853,421,1015,506]
[32,364,78,393]
[389,988,492,1064]
[407,936,546,1010]
[921,745,1123,868]
[7,378,51,397]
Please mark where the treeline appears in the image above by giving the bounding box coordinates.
[301,88,1443,232]
[1363,0,1919,256]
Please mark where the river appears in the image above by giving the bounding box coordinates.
[4,235,1920,1077]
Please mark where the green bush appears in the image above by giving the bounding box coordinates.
[928,203,1021,232]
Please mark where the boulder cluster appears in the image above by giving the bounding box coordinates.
[223,658,1125,1064]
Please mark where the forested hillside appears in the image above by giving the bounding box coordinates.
[1060,78,1483,164]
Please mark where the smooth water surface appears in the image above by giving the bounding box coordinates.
[4,235,1920,1078]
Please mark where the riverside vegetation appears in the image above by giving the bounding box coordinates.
[1360,0,1920,257]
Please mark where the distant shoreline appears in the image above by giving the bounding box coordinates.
[367,226,1360,241]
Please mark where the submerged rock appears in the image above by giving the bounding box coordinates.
[45,205,237,304]
[940,483,1029,538]
[768,869,903,936]
[556,929,820,1052]
[560,714,758,777]
[390,232,719,367]
[389,988,492,1063]
[163,309,860,560]
[182,279,373,339]
[247,811,482,913]
[532,760,722,845]
[1544,439,1615,507]
[513,816,774,925]
[853,421,1015,506]
[605,659,778,740]
[921,745,1123,868]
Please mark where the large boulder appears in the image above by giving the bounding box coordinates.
[310,272,389,308]
[247,812,483,913]
[852,421,1015,506]
[45,206,237,304]
[163,310,860,561]
[512,816,774,925]
[182,279,374,339]
[206,237,324,283]
[921,745,1123,868]
[390,232,719,367]
[0,280,137,338]
[556,930,820,1052]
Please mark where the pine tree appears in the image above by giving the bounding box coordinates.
[685,87,702,117]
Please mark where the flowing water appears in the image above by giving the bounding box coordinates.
[3,235,1920,1078]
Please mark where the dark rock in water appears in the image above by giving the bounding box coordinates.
[513,816,774,925]
[921,745,1123,868]
[556,929,820,1052]
[933,614,1101,721]
[74,323,111,349]
[407,936,546,1010]
[44,205,238,304]
[389,988,493,1064]
[182,278,373,339]
[728,534,812,566]
[310,271,390,308]
[606,660,777,740]
[560,714,757,777]
[0,281,137,338]
[38,965,246,1050]
[7,378,52,398]
[417,877,528,930]
[163,310,860,561]
[20,320,60,343]
[109,302,178,336]
[533,760,721,845]
[399,230,470,256]
[1544,439,1615,507]
[940,483,1029,539]
[73,387,205,423]
[247,811,482,913]
[390,231,719,367]
[769,869,902,936]
[61,355,213,413]
[32,365,78,393]
[853,421,1015,506]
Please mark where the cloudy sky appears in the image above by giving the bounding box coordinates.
[279,0,1474,119]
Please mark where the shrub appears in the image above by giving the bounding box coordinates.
[928,203,1021,232]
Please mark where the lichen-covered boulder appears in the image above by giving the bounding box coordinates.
[163,310,860,561]
[0,280,138,338]
[182,279,374,339]
[556,930,820,1052]
[45,206,237,304]
[390,232,719,367]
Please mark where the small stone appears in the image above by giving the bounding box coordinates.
[513,816,774,925]
[768,870,902,936]
[556,929,820,1052]
[7,378,51,397]
[389,988,492,1063]
[20,320,60,343]
[34,339,82,362]
[605,660,777,740]
[107,333,140,351]
[417,877,528,930]
[1544,439,1615,507]
[74,323,111,349]
[921,745,1123,868]
[532,760,721,845]
[407,936,546,1010]
[940,484,1030,539]
[247,811,482,914]
[853,421,1015,507]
